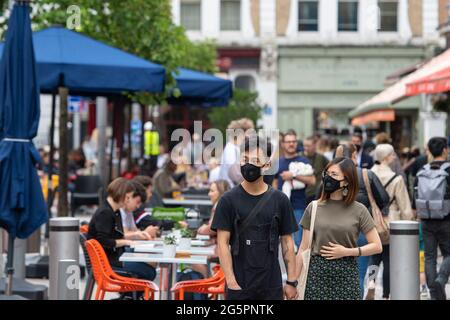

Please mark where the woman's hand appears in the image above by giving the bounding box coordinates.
[320,242,350,260]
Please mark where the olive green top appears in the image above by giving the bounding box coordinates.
[300,199,375,256]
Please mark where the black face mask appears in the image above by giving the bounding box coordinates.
[355,144,362,152]
[322,175,345,194]
[240,163,263,182]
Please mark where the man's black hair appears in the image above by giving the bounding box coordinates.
[427,137,447,158]
[131,180,147,203]
[242,135,272,158]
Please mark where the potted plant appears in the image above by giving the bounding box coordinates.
[179,228,193,250]
[163,235,177,258]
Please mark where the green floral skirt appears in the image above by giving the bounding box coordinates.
[304,255,361,300]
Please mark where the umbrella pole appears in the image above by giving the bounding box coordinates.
[5,234,14,296]
[109,103,115,182]
[44,91,57,240]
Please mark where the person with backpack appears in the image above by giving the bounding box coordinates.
[212,135,299,300]
[414,137,450,300]
[334,143,390,296]
[366,144,414,299]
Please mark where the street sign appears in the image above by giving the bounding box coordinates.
[68,96,82,113]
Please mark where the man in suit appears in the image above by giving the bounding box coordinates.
[352,133,374,169]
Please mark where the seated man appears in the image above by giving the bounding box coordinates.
[121,180,159,239]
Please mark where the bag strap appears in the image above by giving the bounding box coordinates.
[307,200,318,250]
[362,169,377,210]
[238,186,275,237]
[384,174,398,189]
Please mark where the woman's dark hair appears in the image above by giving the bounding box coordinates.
[133,175,152,188]
[428,137,447,158]
[107,178,135,203]
[319,157,359,205]
[334,143,357,159]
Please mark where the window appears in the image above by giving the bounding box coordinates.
[338,0,358,31]
[298,1,319,31]
[220,0,241,31]
[235,75,256,92]
[378,0,397,32]
[180,0,201,31]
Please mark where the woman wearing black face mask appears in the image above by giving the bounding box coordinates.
[295,157,382,300]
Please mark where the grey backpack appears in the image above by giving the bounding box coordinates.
[415,162,450,219]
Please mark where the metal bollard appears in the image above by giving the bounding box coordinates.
[13,238,26,279]
[390,221,420,300]
[49,218,79,300]
[57,259,79,300]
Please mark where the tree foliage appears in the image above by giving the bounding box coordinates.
[208,89,263,136]
[0,1,217,104]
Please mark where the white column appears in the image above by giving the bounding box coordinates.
[96,97,108,184]
[242,0,255,37]
[286,0,298,38]
[422,0,439,40]
[260,0,276,37]
[420,94,448,145]
[172,0,181,25]
[319,0,338,43]
[398,0,412,41]
[360,0,379,43]
[203,0,220,37]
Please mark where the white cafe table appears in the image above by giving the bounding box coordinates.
[131,239,210,247]
[119,252,208,300]
[133,244,216,256]
[162,198,212,206]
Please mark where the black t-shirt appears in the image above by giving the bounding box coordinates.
[211,184,298,236]
[87,202,125,267]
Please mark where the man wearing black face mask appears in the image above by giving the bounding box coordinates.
[211,136,299,300]
[352,133,374,169]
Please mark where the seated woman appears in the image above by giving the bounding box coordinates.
[87,178,156,282]
[191,179,230,277]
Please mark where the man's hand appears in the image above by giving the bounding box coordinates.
[284,284,298,300]
[144,225,160,238]
[137,231,151,240]
[280,171,294,181]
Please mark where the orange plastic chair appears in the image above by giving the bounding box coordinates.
[171,265,225,300]
[85,239,159,300]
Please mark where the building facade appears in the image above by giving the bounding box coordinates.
[172,0,448,147]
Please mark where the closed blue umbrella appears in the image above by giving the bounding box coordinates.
[0,2,47,295]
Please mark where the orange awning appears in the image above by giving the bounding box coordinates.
[406,66,450,96]
[350,48,450,119]
[351,109,395,126]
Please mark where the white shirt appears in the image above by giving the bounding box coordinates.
[120,208,137,231]
[218,142,240,186]
[208,166,221,183]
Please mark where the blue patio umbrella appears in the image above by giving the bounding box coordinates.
[0,2,48,295]
[170,68,233,107]
[0,26,166,94]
